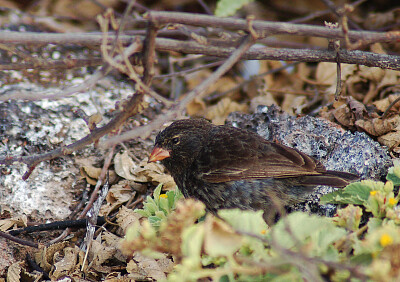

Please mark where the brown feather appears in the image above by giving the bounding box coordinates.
[199,125,328,183]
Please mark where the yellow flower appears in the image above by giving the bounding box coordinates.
[159,194,168,199]
[260,229,267,235]
[370,190,377,196]
[380,233,393,247]
[388,198,397,206]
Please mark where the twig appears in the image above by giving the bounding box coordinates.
[8,217,106,236]
[382,95,400,119]
[0,58,103,70]
[148,11,398,44]
[1,32,399,70]
[0,230,39,248]
[141,14,159,86]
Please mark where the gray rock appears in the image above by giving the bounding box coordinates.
[226,105,393,216]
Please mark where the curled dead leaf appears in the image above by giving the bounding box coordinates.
[132,160,176,190]
[374,94,400,113]
[80,165,117,185]
[347,96,368,120]
[116,206,142,234]
[378,131,400,149]
[355,116,400,136]
[333,104,355,127]
[0,215,28,231]
[114,151,136,181]
[52,247,81,280]
[34,242,69,273]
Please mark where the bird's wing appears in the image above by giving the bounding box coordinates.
[197,126,325,183]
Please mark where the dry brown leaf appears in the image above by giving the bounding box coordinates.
[378,131,400,149]
[53,0,119,19]
[374,94,400,113]
[359,66,385,82]
[131,160,176,190]
[333,104,355,127]
[186,70,238,95]
[0,215,27,231]
[205,98,248,125]
[186,97,206,116]
[316,63,356,85]
[6,261,40,282]
[6,261,23,282]
[51,246,81,280]
[114,151,136,181]
[80,165,117,185]
[356,116,400,136]
[102,231,126,262]
[116,206,142,234]
[378,70,400,90]
[35,242,69,273]
[250,92,277,112]
[316,62,337,85]
[132,253,167,281]
[347,96,368,120]
[101,181,133,216]
[0,0,18,8]
[89,238,116,270]
[126,259,147,280]
[105,181,132,205]
[281,94,306,115]
[88,113,103,131]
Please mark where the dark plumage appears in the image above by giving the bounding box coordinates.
[149,119,358,224]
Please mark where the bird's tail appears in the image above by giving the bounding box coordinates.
[301,170,359,188]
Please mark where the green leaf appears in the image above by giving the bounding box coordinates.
[321,180,381,205]
[386,165,400,186]
[271,212,347,258]
[181,224,205,264]
[159,197,170,214]
[153,183,163,205]
[218,209,268,235]
[148,216,162,227]
[215,0,254,17]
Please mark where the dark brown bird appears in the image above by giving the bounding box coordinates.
[149,119,358,224]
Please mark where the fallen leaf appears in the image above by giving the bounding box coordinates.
[356,116,400,136]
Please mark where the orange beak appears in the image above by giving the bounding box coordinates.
[148,146,171,163]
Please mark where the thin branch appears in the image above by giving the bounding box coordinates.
[141,14,159,86]
[0,58,103,70]
[0,230,39,248]
[147,11,399,44]
[0,32,399,71]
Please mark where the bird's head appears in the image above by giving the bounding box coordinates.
[148,119,213,172]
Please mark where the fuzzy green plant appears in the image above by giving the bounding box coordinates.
[134,184,183,227]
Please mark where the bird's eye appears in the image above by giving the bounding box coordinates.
[172,137,180,144]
